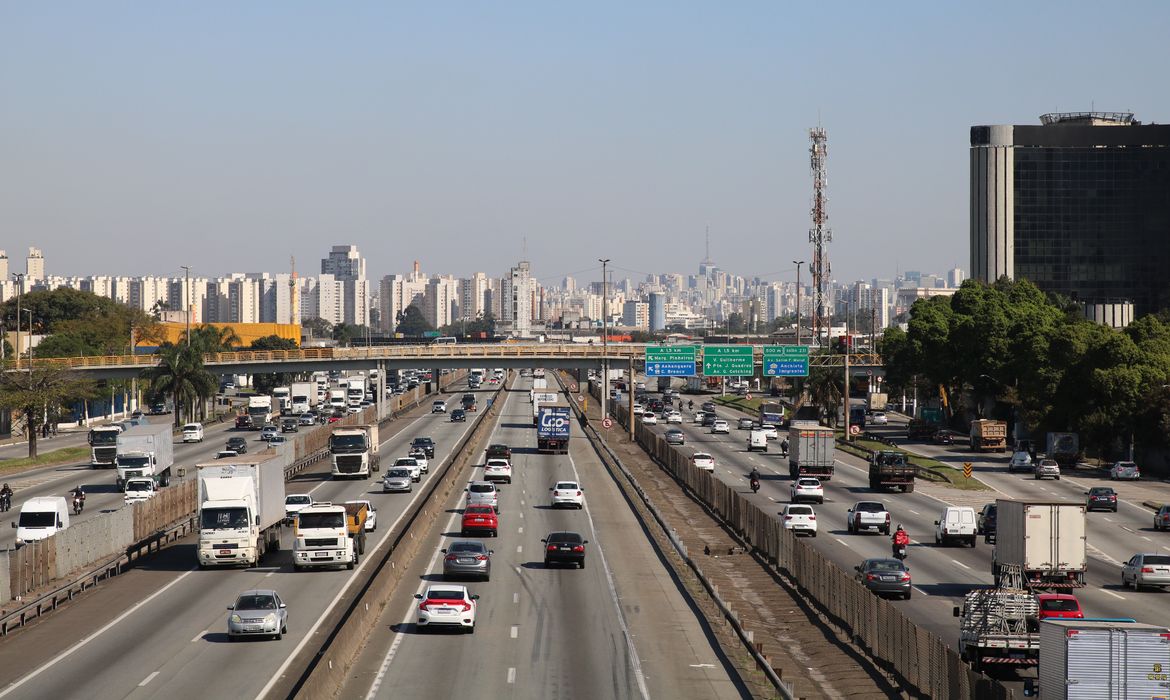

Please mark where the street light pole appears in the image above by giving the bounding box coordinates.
[599,258,610,421]
[792,261,804,346]
[179,265,191,347]
[23,309,33,383]
[12,273,24,370]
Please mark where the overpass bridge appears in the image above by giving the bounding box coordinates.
[2,344,883,380]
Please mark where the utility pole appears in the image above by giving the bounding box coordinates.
[12,273,24,370]
[599,258,610,421]
[792,261,804,346]
[180,265,191,347]
[843,319,851,441]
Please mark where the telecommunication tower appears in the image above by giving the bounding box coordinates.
[808,127,832,346]
[289,256,299,325]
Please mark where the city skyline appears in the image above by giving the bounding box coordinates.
[3,3,1166,284]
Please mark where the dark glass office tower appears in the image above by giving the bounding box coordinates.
[971,113,1170,316]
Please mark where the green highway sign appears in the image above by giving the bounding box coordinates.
[645,346,697,362]
[702,345,754,377]
[763,345,810,377]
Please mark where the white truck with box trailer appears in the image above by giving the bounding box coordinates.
[788,422,836,480]
[115,422,175,491]
[330,424,380,478]
[1026,619,1170,700]
[347,376,366,408]
[87,424,123,468]
[196,450,288,568]
[247,395,273,428]
[993,500,1087,589]
[272,386,292,415]
[290,381,315,414]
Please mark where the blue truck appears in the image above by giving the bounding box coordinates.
[537,405,571,454]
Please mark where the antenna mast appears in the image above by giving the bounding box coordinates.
[808,127,832,347]
[289,255,299,326]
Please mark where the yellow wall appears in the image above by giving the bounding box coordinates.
[142,323,301,348]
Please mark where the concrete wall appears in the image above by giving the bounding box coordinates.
[0,551,9,606]
[54,506,134,578]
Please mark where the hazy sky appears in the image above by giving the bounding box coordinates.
[3,2,1167,287]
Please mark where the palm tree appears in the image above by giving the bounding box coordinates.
[183,324,242,354]
[143,344,217,427]
[804,368,843,426]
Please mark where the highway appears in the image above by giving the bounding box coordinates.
[635,383,1170,679]
[0,379,494,699]
[342,376,747,700]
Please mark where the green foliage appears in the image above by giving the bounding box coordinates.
[303,317,333,339]
[0,367,97,458]
[142,344,217,427]
[1,288,159,358]
[247,335,299,394]
[439,311,497,338]
[395,306,434,337]
[249,335,298,351]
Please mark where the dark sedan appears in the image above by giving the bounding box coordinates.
[450,409,467,422]
[542,531,588,569]
[855,558,912,599]
[1086,487,1118,512]
[411,437,436,458]
[226,437,248,454]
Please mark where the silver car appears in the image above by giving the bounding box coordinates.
[382,467,413,493]
[1122,553,1170,591]
[466,481,499,512]
[1034,458,1061,480]
[227,589,288,641]
[441,540,493,581]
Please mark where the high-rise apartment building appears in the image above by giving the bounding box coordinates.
[621,300,649,330]
[501,261,534,337]
[320,245,369,327]
[459,272,490,322]
[379,261,428,332]
[25,247,45,282]
[972,112,1170,315]
[424,275,460,328]
[648,292,666,332]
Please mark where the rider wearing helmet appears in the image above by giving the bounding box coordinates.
[893,524,910,547]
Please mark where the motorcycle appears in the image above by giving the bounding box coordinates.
[750,477,760,494]
[892,543,907,560]
[72,496,85,516]
[0,493,10,513]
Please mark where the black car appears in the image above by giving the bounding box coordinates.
[486,444,512,460]
[281,418,299,433]
[978,503,997,541]
[701,412,717,427]
[450,409,466,422]
[542,531,588,569]
[226,437,248,454]
[700,402,717,413]
[411,437,436,458]
[1086,487,1118,512]
[855,558,912,599]
[150,402,169,415]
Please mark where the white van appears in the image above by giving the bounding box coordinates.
[747,430,768,452]
[934,506,977,547]
[13,496,70,546]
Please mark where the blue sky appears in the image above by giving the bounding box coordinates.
[2,2,1167,286]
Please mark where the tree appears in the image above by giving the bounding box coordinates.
[395,306,434,336]
[249,336,299,394]
[1,288,162,358]
[142,344,217,427]
[250,335,298,351]
[303,317,333,339]
[184,324,242,354]
[0,367,95,458]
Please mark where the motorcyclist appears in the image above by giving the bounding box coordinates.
[780,438,790,455]
[748,467,761,492]
[892,525,910,557]
[71,485,86,504]
[0,483,12,511]
[687,400,694,411]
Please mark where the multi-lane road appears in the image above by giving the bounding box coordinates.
[636,383,1170,677]
[0,376,748,700]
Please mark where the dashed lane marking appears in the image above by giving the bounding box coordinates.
[1102,589,1127,600]
[510,625,519,639]
[507,668,516,684]
[139,672,160,687]
[951,559,971,570]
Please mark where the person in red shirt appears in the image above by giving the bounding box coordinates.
[892,525,910,559]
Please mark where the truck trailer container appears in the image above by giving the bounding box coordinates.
[196,450,288,567]
[1045,432,1080,471]
[115,422,175,491]
[993,500,1087,589]
[788,423,835,480]
[537,405,571,454]
[1031,619,1170,700]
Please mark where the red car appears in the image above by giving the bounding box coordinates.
[461,505,498,537]
[1036,593,1084,620]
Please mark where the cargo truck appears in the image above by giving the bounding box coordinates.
[347,376,366,408]
[196,450,287,568]
[87,424,123,468]
[537,405,571,454]
[272,386,292,415]
[970,419,1008,452]
[247,395,273,428]
[993,500,1087,589]
[293,502,358,570]
[758,402,785,428]
[953,587,1040,673]
[869,450,916,492]
[115,422,175,491]
[788,423,835,480]
[330,424,380,478]
[1045,432,1080,471]
[867,392,888,411]
[290,381,315,414]
[1026,619,1170,700]
[328,388,347,411]
[342,501,369,554]
[656,376,672,393]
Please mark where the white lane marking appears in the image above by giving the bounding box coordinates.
[516,545,523,554]
[519,513,524,519]
[518,526,523,534]
[520,500,525,506]
[565,450,651,700]
[514,565,521,575]
[1103,516,1114,522]
[951,559,971,570]
[833,537,853,550]
[1102,589,1127,600]
[190,630,207,643]
[139,672,160,687]
[513,592,519,604]
[908,510,920,515]
[1123,526,1136,534]
[689,663,715,668]
[507,667,516,684]
[265,571,275,577]
[510,625,519,638]
[0,568,197,697]
[1142,536,1153,542]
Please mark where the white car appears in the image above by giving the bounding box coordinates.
[182,423,205,443]
[415,585,479,633]
[691,412,706,425]
[123,477,158,502]
[790,477,824,504]
[408,449,430,473]
[737,417,756,430]
[631,404,645,416]
[393,457,423,482]
[780,504,818,536]
[550,481,584,509]
[641,413,658,425]
[1008,451,1033,473]
[483,458,513,484]
[284,494,313,522]
[711,419,730,434]
[345,500,377,531]
[870,412,888,425]
[382,467,414,493]
[665,411,683,424]
[431,400,447,414]
[760,425,779,440]
[692,452,716,472]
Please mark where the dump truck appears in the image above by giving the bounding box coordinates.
[196,450,287,568]
[293,502,359,570]
[342,501,369,554]
[537,405,571,454]
[115,422,174,491]
[953,587,1040,673]
[970,419,1008,452]
[88,424,123,468]
[1027,619,1170,700]
[993,500,1086,589]
[869,450,916,492]
[788,423,835,480]
[330,424,380,479]
[1045,432,1080,471]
